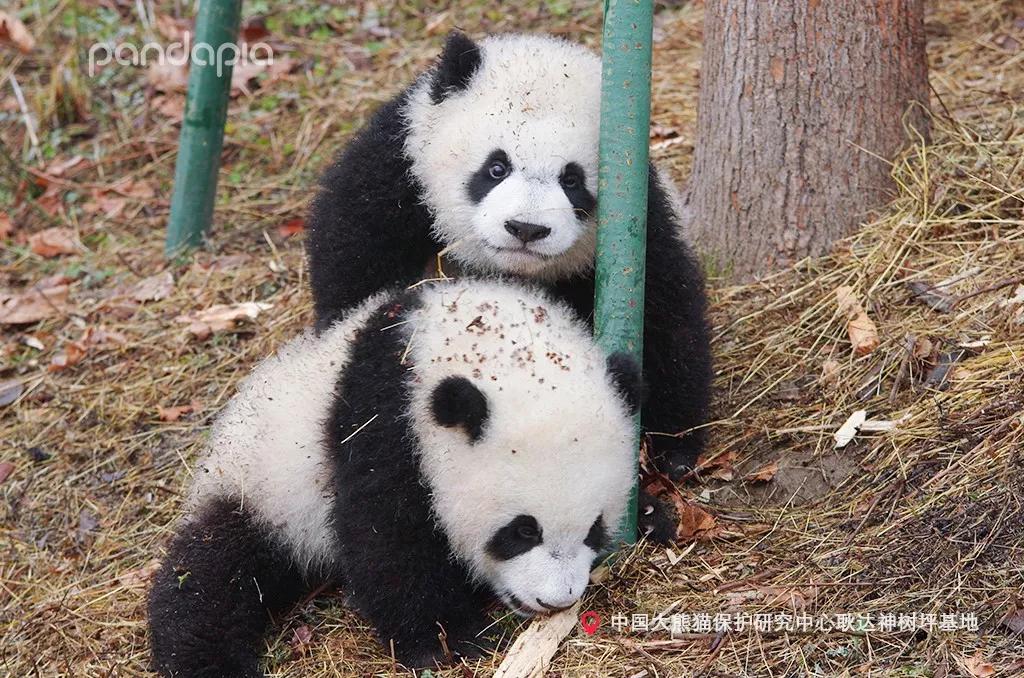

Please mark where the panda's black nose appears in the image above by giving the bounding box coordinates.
[505,220,551,244]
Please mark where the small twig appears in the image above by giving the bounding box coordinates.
[953,276,1024,307]
[8,73,40,158]
[889,334,917,403]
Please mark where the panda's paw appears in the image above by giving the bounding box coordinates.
[401,633,497,672]
[651,434,701,481]
[637,490,677,545]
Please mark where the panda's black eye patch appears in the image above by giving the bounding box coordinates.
[560,162,596,218]
[487,514,543,560]
[468,149,511,204]
[583,514,607,551]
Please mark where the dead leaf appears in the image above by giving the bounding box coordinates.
[907,280,954,313]
[158,400,202,422]
[0,284,70,325]
[148,60,190,93]
[964,651,996,677]
[77,509,98,543]
[0,380,24,407]
[118,559,163,588]
[266,56,298,83]
[155,15,191,42]
[48,341,87,372]
[0,462,14,484]
[231,58,269,95]
[83,193,127,219]
[151,94,185,120]
[199,253,252,272]
[80,326,128,349]
[276,217,305,238]
[177,302,272,339]
[0,213,13,239]
[29,227,80,258]
[820,358,841,386]
[240,16,271,43]
[913,336,934,360]
[0,11,35,53]
[835,286,879,356]
[744,460,778,483]
[131,271,174,302]
[675,501,720,542]
[697,450,736,481]
[833,410,867,448]
[46,155,84,177]
[999,604,1024,635]
[290,624,313,658]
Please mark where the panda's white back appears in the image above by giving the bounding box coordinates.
[188,294,386,574]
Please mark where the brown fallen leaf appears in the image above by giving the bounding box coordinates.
[80,326,128,349]
[819,358,841,386]
[675,501,720,542]
[907,280,954,313]
[697,449,736,481]
[240,16,271,43]
[29,227,80,258]
[155,15,192,42]
[177,302,272,339]
[148,60,190,93]
[158,400,203,422]
[48,340,87,372]
[0,284,71,325]
[231,58,269,96]
[999,603,1024,635]
[131,271,174,303]
[290,624,313,658]
[276,217,305,238]
[118,558,163,588]
[835,286,879,356]
[0,11,35,53]
[964,651,996,678]
[0,213,13,239]
[0,380,24,407]
[744,460,779,483]
[150,94,185,120]
[0,462,14,484]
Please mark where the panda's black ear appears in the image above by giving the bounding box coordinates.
[430,31,482,104]
[431,376,489,442]
[607,352,644,414]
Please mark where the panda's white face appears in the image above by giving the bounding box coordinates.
[404,34,602,281]
[406,281,638,617]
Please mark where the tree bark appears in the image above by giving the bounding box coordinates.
[682,0,929,278]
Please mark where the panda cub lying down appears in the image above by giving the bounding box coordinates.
[148,279,659,676]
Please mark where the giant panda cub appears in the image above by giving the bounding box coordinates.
[148,279,655,676]
[307,31,713,481]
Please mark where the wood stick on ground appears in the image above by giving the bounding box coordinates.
[493,602,581,678]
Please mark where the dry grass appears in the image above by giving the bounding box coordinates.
[2,1,1023,676]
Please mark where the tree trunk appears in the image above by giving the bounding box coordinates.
[682,0,929,278]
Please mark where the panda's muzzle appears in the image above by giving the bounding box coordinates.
[505,220,551,244]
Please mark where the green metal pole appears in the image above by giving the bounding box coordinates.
[165,0,242,256]
[595,0,653,546]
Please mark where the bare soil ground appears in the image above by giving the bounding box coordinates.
[2,1,1022,676]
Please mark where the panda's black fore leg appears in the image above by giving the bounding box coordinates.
[148,498,309,678]
[637,489,677,544]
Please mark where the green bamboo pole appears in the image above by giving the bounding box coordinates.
[595,0,653,545]
[165,0,242,256]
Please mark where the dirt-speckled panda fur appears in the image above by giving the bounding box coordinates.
[307,31,712,480]
[148,279,668,677]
